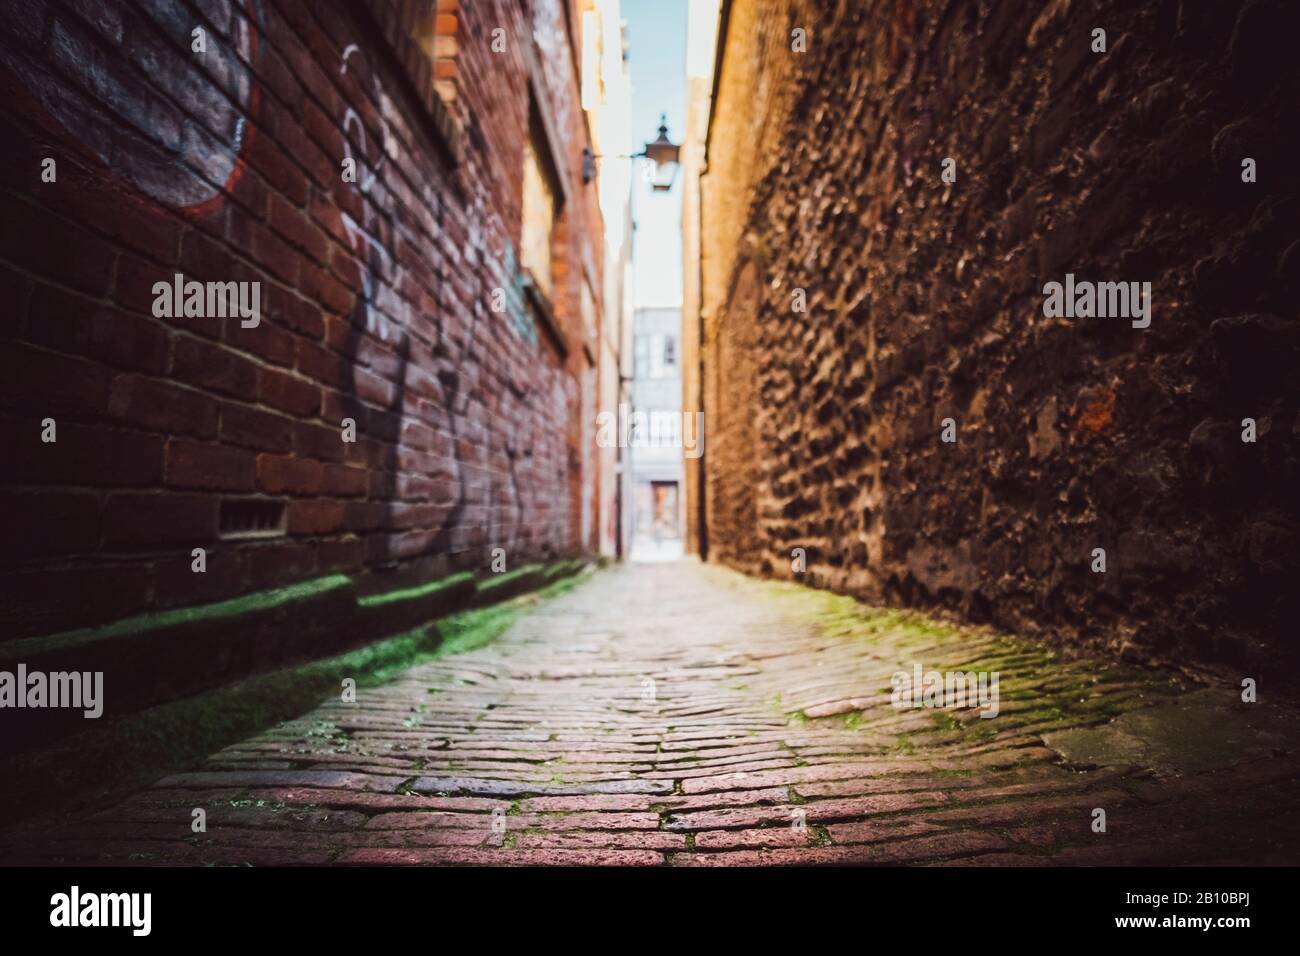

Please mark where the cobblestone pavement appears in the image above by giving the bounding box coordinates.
[6,562,1300,866]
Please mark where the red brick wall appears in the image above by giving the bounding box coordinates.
[0,0,603,640]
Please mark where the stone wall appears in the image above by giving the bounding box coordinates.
[697,0,1300,676]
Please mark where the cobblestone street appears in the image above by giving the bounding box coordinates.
[6,562,1300,866]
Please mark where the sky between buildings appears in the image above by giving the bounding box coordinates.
[624,0,688,309]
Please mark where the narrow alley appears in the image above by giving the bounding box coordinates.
[4,562,1298,866]
[2,0,1300,917]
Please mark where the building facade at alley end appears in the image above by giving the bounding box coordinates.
[1,1,636,648]
[683,0,1300,678]
[629,306,686,559]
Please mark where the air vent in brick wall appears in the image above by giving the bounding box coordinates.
[218,499,287,540]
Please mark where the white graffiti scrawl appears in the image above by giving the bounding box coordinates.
[338,42,400,340]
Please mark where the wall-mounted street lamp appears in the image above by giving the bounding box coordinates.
[583,114,681,191]
[640,115,681,192]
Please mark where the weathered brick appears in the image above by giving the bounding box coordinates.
[102,492,218,549]
[316,536,366,571]
[219,402,296,452]
[259,367,321,418]
[164,440,257,491]
[0,564,151,641]
[26,282,169,375]
[171,336,260,398]
[294,420,352,464]
[108,376,218,439]
[1,415,164,487]
[287,499,345,535]
[256,453,323,495]
[225,314,297,368]
[0,491,101,565]
[0,197,116,297]
[322,463,369,497]
[245,542,319,587]
[268,191,329,265]
[1,340,111,419]
[152,547,245,606]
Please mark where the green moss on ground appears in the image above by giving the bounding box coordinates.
[357,571,474,608]
[6,574,354,659]
[474,563,545,600]
[756,569,1178,740]
[930,711,961,733]
[0,564,589,832]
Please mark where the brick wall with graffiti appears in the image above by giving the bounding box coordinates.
[0,0,605,640]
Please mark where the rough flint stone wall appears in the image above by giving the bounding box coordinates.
[701,0,1300,675]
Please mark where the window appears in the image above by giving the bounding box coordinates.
[634,336,650,379]
[521,134,557,300]
[649,410,680,446]
[633,334,680,379]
